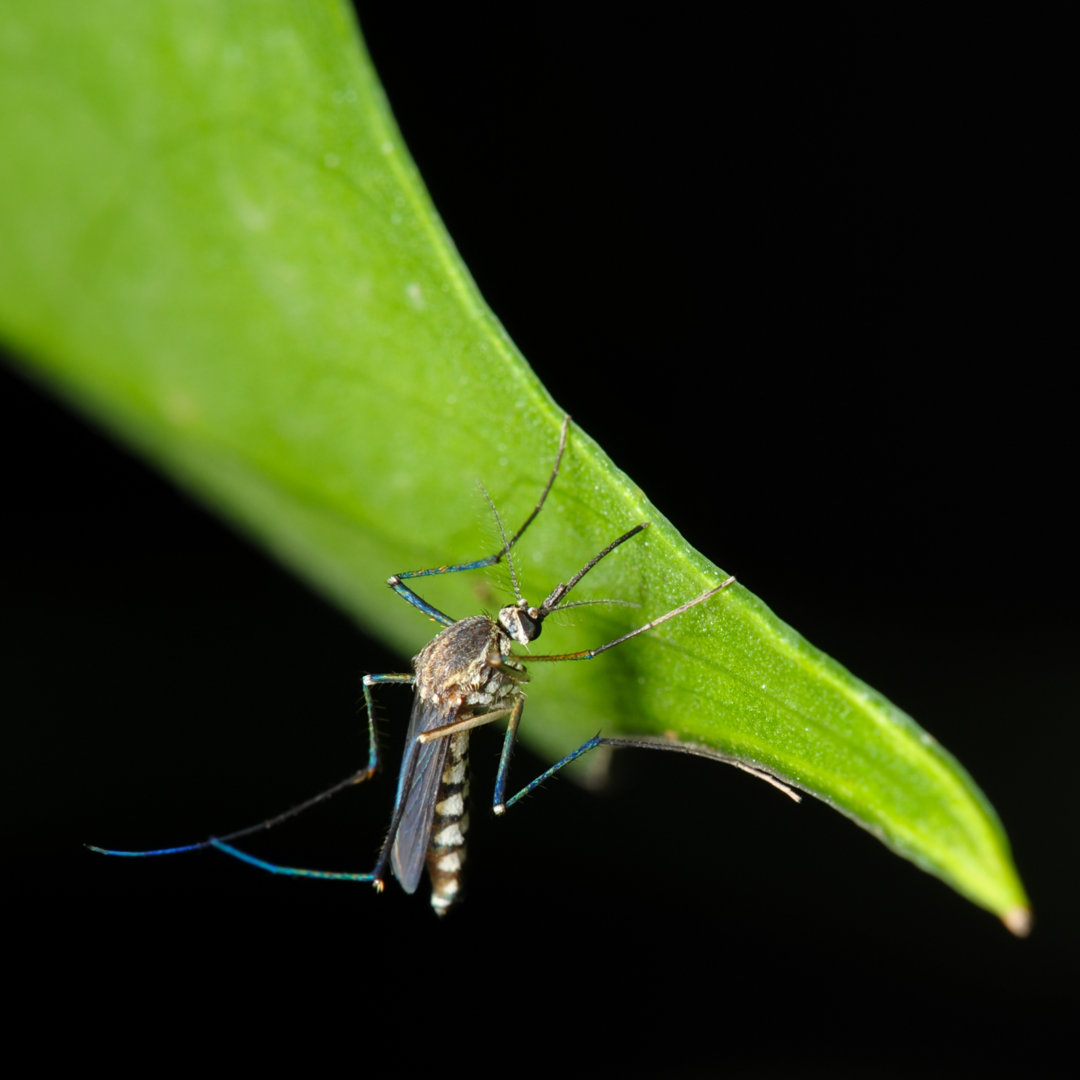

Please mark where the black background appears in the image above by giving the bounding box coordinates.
[3,7,1073,1075]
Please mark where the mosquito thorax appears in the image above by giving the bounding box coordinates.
[498,601,544,645]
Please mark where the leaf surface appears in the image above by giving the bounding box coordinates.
[0,2,1029,930]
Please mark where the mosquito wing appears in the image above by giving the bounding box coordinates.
[390,694,452,894]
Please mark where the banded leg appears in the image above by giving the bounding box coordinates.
[88,672,415,882]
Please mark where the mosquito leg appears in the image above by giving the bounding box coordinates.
[386,415,571,618]
[385,578,457,627]
[536,523,649,613]
[361,672,414,776]
[494,725,606,814]
[86,770,379,862]
[208,841,380,882]
[598,737,802,802]
[528,577,737,663]
[88,672,415,872]
[493,728,801,815]
[208,717,432,890]
[414,704,517,745]
[492,697,526,813]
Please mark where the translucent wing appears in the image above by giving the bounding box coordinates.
[390,694,452,894]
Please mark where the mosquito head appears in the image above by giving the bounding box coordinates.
[498,599,545,645]
[497,522,654,646]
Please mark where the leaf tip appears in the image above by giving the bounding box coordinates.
[1002,905,1033,938]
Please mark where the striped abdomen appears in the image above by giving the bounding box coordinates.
[426,731,470,916]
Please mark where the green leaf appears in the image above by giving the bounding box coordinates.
[0,2,1029,932]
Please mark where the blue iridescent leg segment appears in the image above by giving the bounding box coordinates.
[493,694,606,814]
[209,840,380,881]
[385,415,570,621]
[494,724,803,814]
[88,671,416,879]
[207,719,446,888]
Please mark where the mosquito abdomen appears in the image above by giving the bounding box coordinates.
[427,731,470,916]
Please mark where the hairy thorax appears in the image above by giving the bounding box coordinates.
[412,614,525,716]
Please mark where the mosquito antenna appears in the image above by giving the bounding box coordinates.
[479,481,524,603]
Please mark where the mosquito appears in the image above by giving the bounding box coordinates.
[90,415,760,915]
